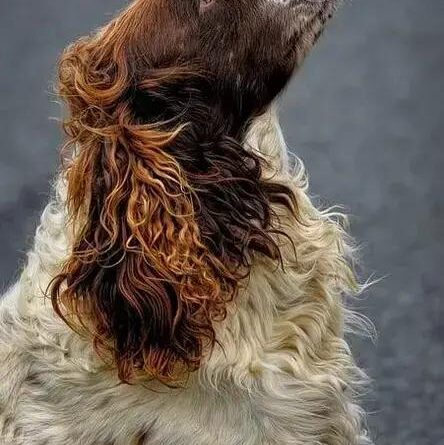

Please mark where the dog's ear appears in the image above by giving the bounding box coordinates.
[50,2,298,384]
[50,18,233,384]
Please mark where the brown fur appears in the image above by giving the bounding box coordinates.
[50,0,304,384]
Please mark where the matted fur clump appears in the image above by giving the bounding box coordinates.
[0,0,372,444]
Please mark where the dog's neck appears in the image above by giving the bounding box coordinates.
[244,105,290,173]
[133,77,275,142]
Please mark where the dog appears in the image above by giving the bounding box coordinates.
[0,0,372,444]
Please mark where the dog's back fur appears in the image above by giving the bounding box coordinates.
[0,110,370,444]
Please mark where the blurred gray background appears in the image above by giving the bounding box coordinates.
[0,1,443,443]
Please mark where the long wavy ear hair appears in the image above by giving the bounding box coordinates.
[50,2,296,384]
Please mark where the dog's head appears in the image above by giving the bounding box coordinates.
[52,0,337,383]
[121,0,335,118]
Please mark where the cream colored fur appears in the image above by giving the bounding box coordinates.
[0,109,372,445]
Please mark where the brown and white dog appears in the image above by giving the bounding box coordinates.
[0,1,372,444]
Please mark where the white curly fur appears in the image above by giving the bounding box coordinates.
[0,108,372,445]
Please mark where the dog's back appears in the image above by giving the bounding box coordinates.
[0,113,369,445]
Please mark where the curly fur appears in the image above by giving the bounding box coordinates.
[0,0,372,443]
[0,111,371,445]
[50,1,300,384]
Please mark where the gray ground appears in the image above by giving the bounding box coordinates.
[0,1,443,444]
